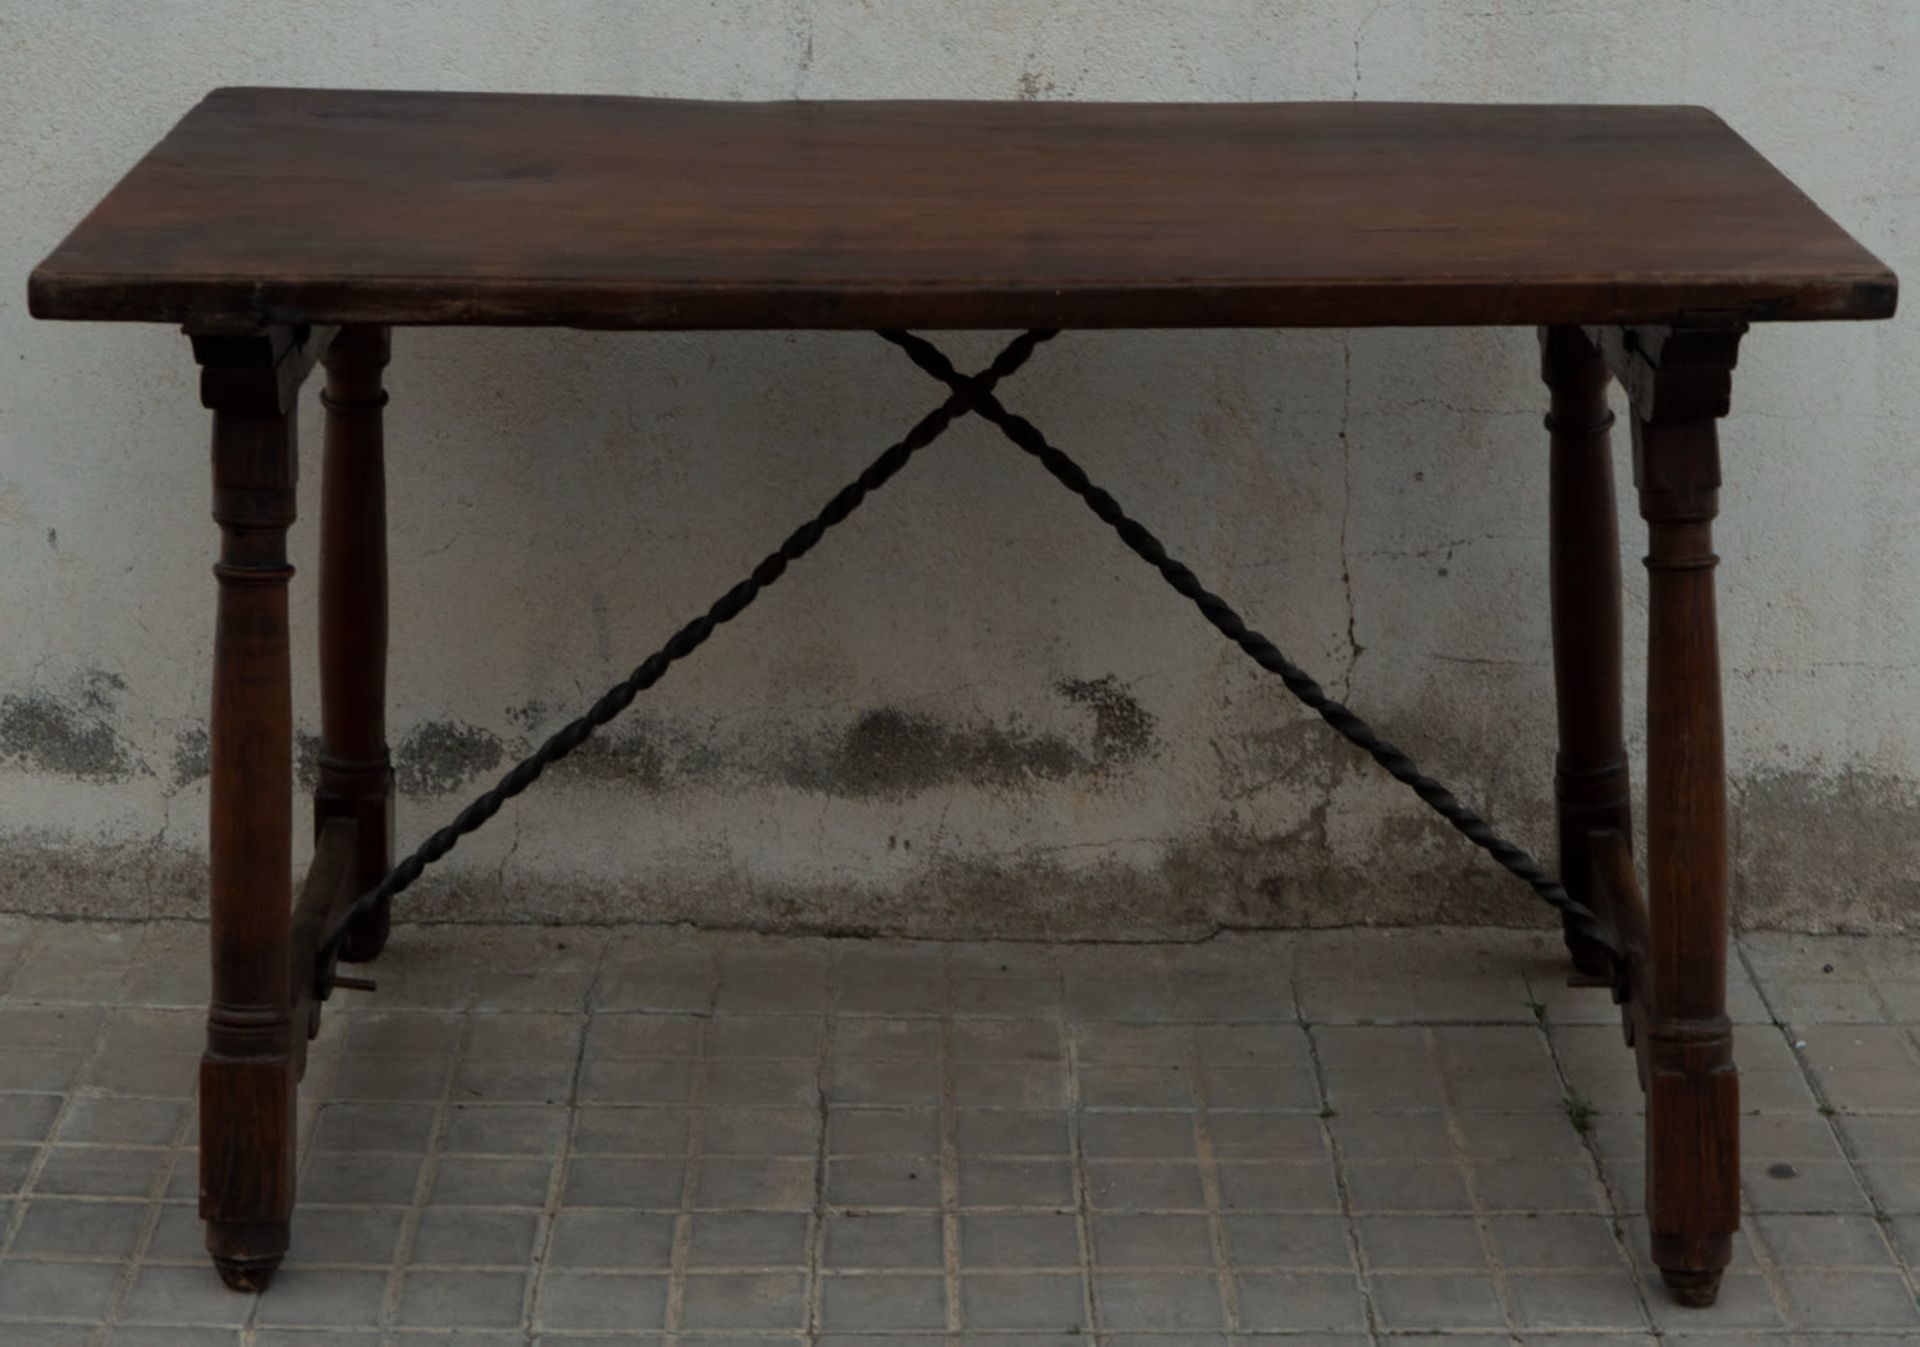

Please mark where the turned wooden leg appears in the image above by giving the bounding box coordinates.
[195,330,330,1291]
[317,325,395,963]
[1605,323,1745,1307]
[1540,326,1629,979]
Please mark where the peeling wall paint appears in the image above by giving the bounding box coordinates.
[1,2,1915,936]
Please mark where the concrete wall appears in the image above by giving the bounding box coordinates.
[2,1,1914,938]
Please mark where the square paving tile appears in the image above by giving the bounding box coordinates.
[822,1211,942,1269]
[394,1268,529,1328]
[1371,1271,1508,1331]
[958,1212,1080,1268]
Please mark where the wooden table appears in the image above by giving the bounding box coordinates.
[29,88,1896,1306]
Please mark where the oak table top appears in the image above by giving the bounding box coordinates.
[28,87,1896,332]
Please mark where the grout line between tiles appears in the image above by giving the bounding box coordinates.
[375,996,469,1335]
[662,972,717,1341]
[1426,1023,1526,1339]
[522,931,611,1337]
[804,948,833,1339]
[1059,948,1102,1340]
[934,944,964,1338]
[1178,962,1242,1335]
[1527,967,1663,1335]
[1294,971,1380,1341]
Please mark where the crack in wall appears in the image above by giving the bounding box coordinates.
[1337,338,1363,697]
[1351,0,1385,98]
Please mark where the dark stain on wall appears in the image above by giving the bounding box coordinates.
[550,723,668,788]
[0,672,137,781]
[506,700,549,732]
[514,704,722,792]
[395,721,505,795]
[489,678,1163,802]
[170,727,210,786]
[781,706,1087,798]
[296,731,323,792]
[1056,675,1158,765]
[779,677,1160,800]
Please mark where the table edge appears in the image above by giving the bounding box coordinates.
[25,268,1901,330]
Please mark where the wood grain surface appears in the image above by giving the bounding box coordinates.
[29,88,1896,330]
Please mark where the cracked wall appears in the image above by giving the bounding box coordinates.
[2,2,1916,936]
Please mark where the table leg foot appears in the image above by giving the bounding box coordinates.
[208,1227,287,1293]
[1658,1266,1723,1308]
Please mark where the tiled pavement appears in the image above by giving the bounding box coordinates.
[0,917,1917,1344]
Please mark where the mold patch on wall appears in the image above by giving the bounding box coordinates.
[296,732,322,792]
[394,721,506,795]
[781,706,1086,798]
[0,672,139,782]
[170,727,209,787]
[780,677,1160,800]
[515,701,727,793]
[550,723,669,788]
[1055,675,1158,765]
[477,677,1165,803]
